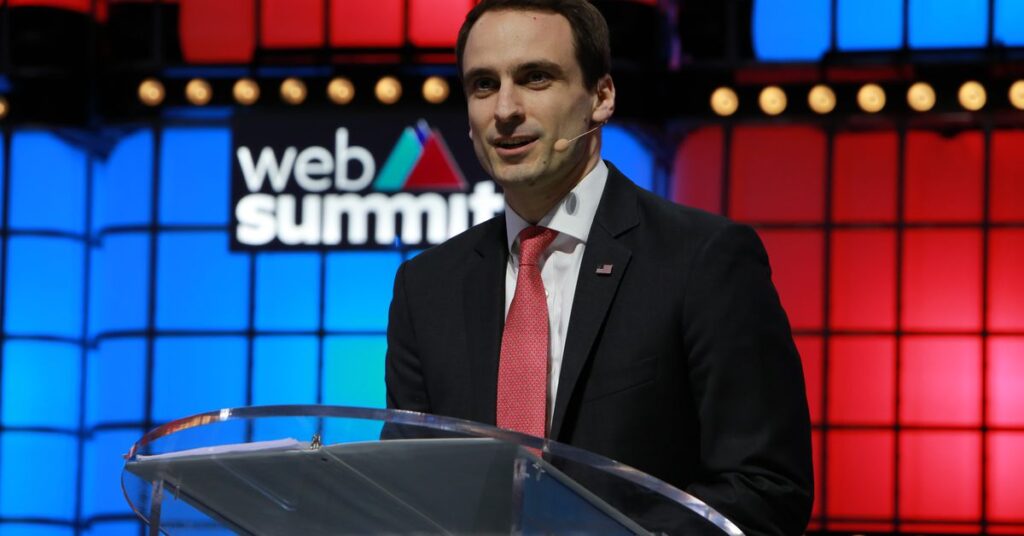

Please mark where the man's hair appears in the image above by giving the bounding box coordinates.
[455,0,611,90]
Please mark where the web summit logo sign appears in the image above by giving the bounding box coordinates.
[231,116,504,250]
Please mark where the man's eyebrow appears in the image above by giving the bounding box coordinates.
[462,61,566,83]
[462,67,494,82]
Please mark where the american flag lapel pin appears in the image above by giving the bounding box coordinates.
[595,264,614,275]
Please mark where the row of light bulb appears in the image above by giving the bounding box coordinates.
[137,75,452,107]
[711,80,1024,116]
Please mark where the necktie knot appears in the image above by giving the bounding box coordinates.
[518,226,557,267]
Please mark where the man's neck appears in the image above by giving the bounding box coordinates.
[504,152,601,224]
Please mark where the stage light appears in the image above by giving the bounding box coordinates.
[857,83,886,113]
[1011,80,1024,111]
[710,87,738,116]
[422,76,450,104]
[758,86,787,116]
[280,77,307,105]
[138,78,165,107]
[185,78,212,106]
[328,77,355,105]
[907,82,936,112]
[807,84,835,114]
[375,76,402,104]
[958,80,986,111]
[233,78,260,106]
[0,96,7,119]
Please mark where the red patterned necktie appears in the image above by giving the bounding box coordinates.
[497,226,558,438]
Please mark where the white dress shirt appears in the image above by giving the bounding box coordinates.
[504,160,609,425]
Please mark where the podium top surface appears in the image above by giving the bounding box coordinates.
[121,404,743,536]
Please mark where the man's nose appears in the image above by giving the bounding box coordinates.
[494,84,524,123]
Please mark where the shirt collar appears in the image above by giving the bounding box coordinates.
[505,160,608,252]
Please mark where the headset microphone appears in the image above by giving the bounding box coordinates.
[553,122,605,152]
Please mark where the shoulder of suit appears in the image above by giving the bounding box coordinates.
[400,215,503,271]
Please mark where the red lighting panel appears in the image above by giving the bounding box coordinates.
[987,337,1024,427]
[8,0,91,11]
[826,431,894,526]
[988,432,1024,523]
[988,230,1024,331]
[261,0,323,48]
[832,131,898,223]
[830,230,896,330]
[991,130,1024,222]
[904,131,984,223]
[330,0,403,47]
[828,336,895,425]
[902,230,982,331]
[899,431,982,523]
[900,336,981,426]
[729,126,825,222]
[795,336,822,425]
[811,430,823,523]
[757,230,823,330]
[179,0,255,63]
[409,0,475,47]
[672,126,724,214]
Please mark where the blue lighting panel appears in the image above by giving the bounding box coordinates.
[88,233,149,337]
[92,129,153,232]
[152,336,247,422]
[252,336,318,441]
[255,253,320,331]
[0,526,72,536]
[0,432,77,519]
[4,236,84,337]
[753,0,831,61]
[603,126,654,193]
[253,336,318,405]
[156,232,249,330]
[1,341,81,429]
[159,127,231,225]
[0,132,4,222]
[837,0,903,50]
[323,336,386,409]
[84,522,141,536]
[909,0,988,48]
[995,0,1024,45]
[82,429,141,517]
[324,252,401,331]
[9,131,86,233]
[86,338,146,426]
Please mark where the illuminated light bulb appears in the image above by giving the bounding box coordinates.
[328,77,355,105]
[280,77,307,105]
[807,84,836,114]
[233,78,260,106]
[375,76,402,105]
[0,96,8,119]
[958,80,986,111]
[857,83,886,113]
[138,78,165,107]
[906,82,936,112]
[422,76,450,104]
[710,86,738,117]
[1010,80,1024,111]
[759,86,787,116]
[185,78,213,106]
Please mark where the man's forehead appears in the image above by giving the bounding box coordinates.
[462,9,577,72]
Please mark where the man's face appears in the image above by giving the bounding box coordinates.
[461,9,597,194]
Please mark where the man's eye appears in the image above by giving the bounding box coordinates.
[473,78,497,93]
[526,72,550,85]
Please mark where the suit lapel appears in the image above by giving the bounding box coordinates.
[464,218,508,425]
[550,165,640,439]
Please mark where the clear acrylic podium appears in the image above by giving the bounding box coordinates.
[121,405,743,535]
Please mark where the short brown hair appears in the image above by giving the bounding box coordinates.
[455,0,611,90]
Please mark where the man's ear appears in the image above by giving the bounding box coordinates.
[591,74,616,124]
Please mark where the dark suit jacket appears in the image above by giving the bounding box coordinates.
[386,163,813,536]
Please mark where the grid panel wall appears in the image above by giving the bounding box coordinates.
[674,124,1024,533]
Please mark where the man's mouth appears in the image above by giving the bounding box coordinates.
[493,136,538,150]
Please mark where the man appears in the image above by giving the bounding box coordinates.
[385,1,813,534]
